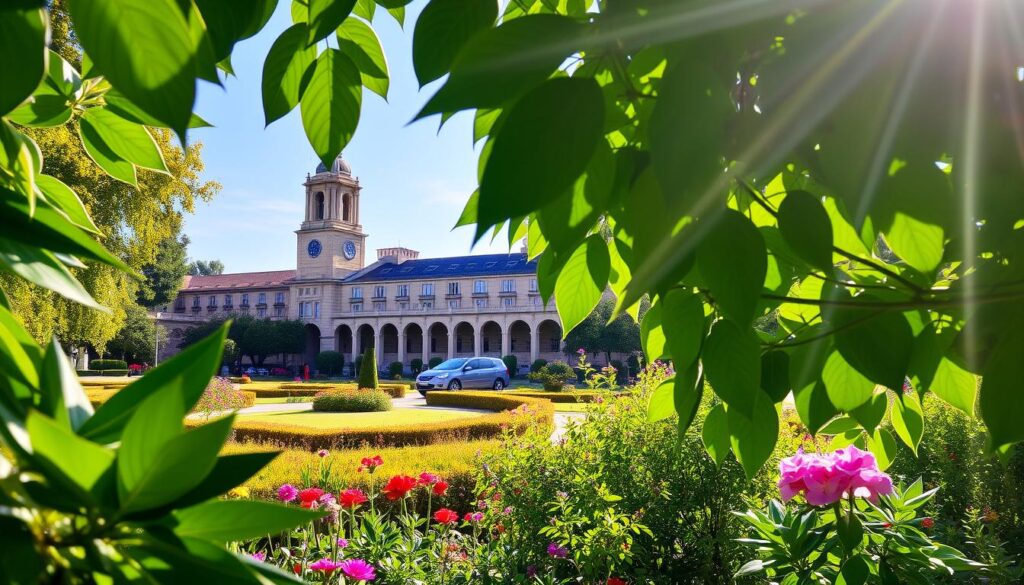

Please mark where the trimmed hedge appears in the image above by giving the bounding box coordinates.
[503,389,622,403]
[241,390,256,408]
[91,359,128,371]
[77,369,129,377]
[215,391,553,450]
[86,389,117,408]
[358,347,378,389]
[273,382,406,398]
[313,389,392,412]
[79,378,131,388]
[230,376,252,384]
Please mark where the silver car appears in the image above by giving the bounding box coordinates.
[416,357,510,393]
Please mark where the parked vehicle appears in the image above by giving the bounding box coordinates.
[416,357,510,394]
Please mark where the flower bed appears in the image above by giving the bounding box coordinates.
[214,392,553,450]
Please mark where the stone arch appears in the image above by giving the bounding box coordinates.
[314,191,325,220]
[480,320,502,357]
[342,192,352,222]
[304,323,321,369]
[335,324,353,356]
[509,320,531,366]
[427,322,449,362]
[379,323,399,366]
[356,323,375,356]
[537,319,562,358]
[404,322,423,361]
[454,321,475,357]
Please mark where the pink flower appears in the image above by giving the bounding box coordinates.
[418,472,439,485]
[309,558,342,573]
[317,449,329,458]
[547,542,568,558]
[358,455,384,473]
[464,512,484,522]
[777,446,893,506]
[277,484,298,503]
[337,538,349,549]
[339,558,376,581]
[250,551,266,562]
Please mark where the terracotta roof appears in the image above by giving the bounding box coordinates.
[182,270,296,291]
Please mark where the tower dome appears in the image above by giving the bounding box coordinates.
[315,154,352,175]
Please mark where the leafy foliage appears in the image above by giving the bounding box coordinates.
[315,349,344,376]
[357,347,378,389]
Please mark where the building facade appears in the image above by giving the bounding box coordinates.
[156,156,564,373]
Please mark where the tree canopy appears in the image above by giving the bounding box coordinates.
[188,259,225,276]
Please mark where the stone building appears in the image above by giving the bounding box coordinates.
[156,155,564,374]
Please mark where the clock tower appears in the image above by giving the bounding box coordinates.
[295,154,367,279]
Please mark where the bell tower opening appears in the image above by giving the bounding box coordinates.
[315,191,325,220]
[297,153,368,278]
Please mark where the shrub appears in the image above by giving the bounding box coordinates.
[503,389,619,403]
[528,360,575,390]
[357,348,378,389]
[249,382,406,399]
[240,390,256,408]
[428,356,443,369]
[388,361,404,379]
[410,358,423,374]
[77,369,129,377]
[502,354,518,375]
[315,350,344,376]
[530,358,548,373]
[229,376,252,384]
[193,377,251,419]
[312,389,392,413]
[91,359,128,371]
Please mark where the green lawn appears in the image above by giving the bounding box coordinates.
[238,407,482,429]
[553,403,596,413]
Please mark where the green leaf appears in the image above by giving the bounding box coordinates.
[173,500,324,542]
[909,325,976,416]
[696,210,767,326]
[819,416,859,435]
[78,114,137,186]
[194,0,276,64]
[416,14,581,118]
[760,350,790,403]
[307,0,357,45]
[262,24,318,126]
[890,391,923,455]
[661,289,706,370]
[385,6,404,26]
[554,235,609,336]
[837,511,863,553]
[675,363,704,433]
[536,141,614,252]
[119,415,235,514]
[38,337,93,430]
[168,452,280,510]
[36,174,100,234]
[118,385,186,497]
[702,403,730,467]
[69,0,198,137]
[639,300,667,363]
[790,339,838,434]
[8,49,79,128]
[877,163,952,274]
[0,303,41,388]
[104,89,211,130]
[412,0,497,86]
[865,427,898,471]
[78,323,229,443]
[0,7,47,116]
[26,411,114,492]
[833,304,913,392]
[728,392,779,479]
[81,108,168,173]
[336,17,389,99]
[0,120,39,205]
[837,555,870,585]
[300,49,362,170]
[476,77,604,236]
[777,190,834,273]
[0,240,101,308]
[821,350,874,411]
[849,391,887,435]
[703,318,760,417]
[647,377,675,422]
[536,251,558,305]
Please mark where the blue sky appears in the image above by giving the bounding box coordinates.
[184,2,510,273]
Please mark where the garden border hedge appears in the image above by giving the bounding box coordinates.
[502,389,624,403]
[213,391,553,450]
[77,369,129,377]
[263,383,407,398]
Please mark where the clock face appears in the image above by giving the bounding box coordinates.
[343,240,357,260]
[307,239,322,258]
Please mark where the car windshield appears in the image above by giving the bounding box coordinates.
[434,358,468,370]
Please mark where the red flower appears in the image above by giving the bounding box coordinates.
[491,492,502,501]
[381,475,418,500]
[494,522,506,534]
[298,488,324,509]
[608,579,627,585]
[432,480,449,496]
[922,517,934,529]
[433,508,460,525]
[292,564,302,575]
[339,488,368,509]
[358,455,384,473]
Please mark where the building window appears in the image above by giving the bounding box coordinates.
[352,287,363,299]
[275,292,285,304]
[503,297,516,307]
[529,278,538,292]
[447,282,460,296]
[421,283,434,296]
[241,293,249,305]
[449,299,461,309]
[374,285,385,298]
[192,296,200,308]
[273,306,283,317]
[208,295,216,308]
[421,301,433,310]
[475,298,488,308]
[257,307,267,317]
[352,303,362,313]
[373,301,386,311]
[533,296,543,307]
[258,292,266,305]
[314,302,320,319]
[501,279,515,293]
[474,280,486,294]
[223,294,232,307]
[396,284,409,297]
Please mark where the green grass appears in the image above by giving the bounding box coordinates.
[552,402,596,413]
[238,407,482,429]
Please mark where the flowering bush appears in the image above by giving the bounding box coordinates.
[192,376,251,420]
[574,349,618,391]
[527,360,576,391]
[737,447,983,582]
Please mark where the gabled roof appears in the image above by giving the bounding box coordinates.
[346,253,536,282]
[182,270,296,291]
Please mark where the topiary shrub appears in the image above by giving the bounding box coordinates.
[315,350,344,376]
[502,355,518,376]
[312,389,392,413]
[410,358,423,374]
[528,360,576,391]
[357,347,379,390]
[530,358,548,373]
[388,361,404,379]
[429,356,443,369]
[91,359,128,371]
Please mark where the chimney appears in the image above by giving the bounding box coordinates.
[377,246,419,263]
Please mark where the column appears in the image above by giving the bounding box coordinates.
[373,329,382,369]
[397,330,406,368]
[421,325,430,365]
[474,323,483,357]
[350,341,358,374]
[446,327,455,360]
[529,322,539,364]
[501,323,511,357]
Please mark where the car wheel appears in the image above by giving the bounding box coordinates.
[493,379,505,390]
[448,379,462,390]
